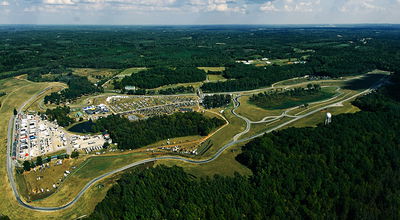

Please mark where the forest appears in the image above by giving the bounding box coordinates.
[0,215,9,220]
[43,75,102,104]
[202,94,231,109]
[93,112,224,149]
[90,69,400,218]
[118,67,206,89]
[158,86,195,95]
[43,106,74,127]
[2,26,400,94]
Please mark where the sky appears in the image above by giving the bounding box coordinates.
[0,0,400,25]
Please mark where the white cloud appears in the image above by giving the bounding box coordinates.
[260,1,278,11]
[202,0,247,13]
[43,0,75,5]
[260,0,320,13]
[340,0,385,12]
[0,1,9,6]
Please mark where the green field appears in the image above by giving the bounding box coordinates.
[72,68,120,84]
[207,74,227,81]
[235,96,286,122]
[197,67,225,72]
[116,67,147,78]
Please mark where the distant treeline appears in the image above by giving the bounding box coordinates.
[116,67,206,89]
[90,71,400,219]
[200,51,381,92]
[3,27,400,94]
[202,94,231,109]
[93,112,224,149]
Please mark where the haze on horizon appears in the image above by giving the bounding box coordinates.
[0,0,400,25]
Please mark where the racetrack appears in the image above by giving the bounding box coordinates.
[6,76,387,211]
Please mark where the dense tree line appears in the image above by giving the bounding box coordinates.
[202,94,231,109]
[123,86,195,96]
[2,26,400,94]
[44,106,74,127]
[26,65,72,82]
[119,67,206,89]
[158,86,195,95]
[93,112,224,149]
[44,75,102,104]
[249,84,322,109]
[200,50,378,92]
[90,71,400,219]
[0,215,9,220]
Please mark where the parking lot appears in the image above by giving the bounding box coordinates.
[107,95,199,117]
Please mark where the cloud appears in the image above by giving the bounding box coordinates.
[0,1,9,6]
[340,0,386,12]
[260,1,278,11]
[5,0,400,24]
[188,0,247,13]
[260,0,320,13]
[43,0,75,4]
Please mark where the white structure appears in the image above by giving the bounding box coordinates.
[325,112,332,125]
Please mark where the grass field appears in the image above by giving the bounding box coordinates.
[273,77,310,86]
[207,74,227,81]
[149,81,204,91]
[197,67,225,72]
[115,67,147,78]
[72,68,120,84]
[235,96,286,122]
[25,84,67,112]
[17,156,88,202]
[284,100,360,129]
[241,117,294,140]
[156,142,252,178]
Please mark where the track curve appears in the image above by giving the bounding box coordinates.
[6,76,387,211]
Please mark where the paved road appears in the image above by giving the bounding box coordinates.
[6,76,387,211]
[6,86,58,211]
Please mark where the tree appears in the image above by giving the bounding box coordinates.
[13,108,17,116]
[0,215,10,220]
[36,156,43,166]
[71,151,79,159]
[23,161,31,172]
